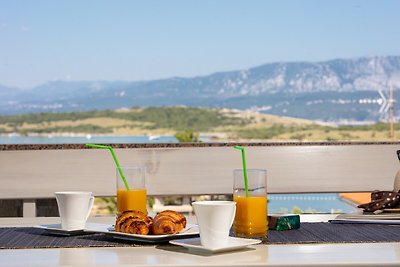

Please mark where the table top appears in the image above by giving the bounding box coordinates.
[1,215,400,267]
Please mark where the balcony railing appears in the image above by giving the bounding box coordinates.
[1,141,399,217]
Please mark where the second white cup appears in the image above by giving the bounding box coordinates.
[192,201,236,248]
[55,191,94,230]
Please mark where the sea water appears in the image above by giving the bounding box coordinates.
[0,135,181,144]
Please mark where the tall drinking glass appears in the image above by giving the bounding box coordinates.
[233,168,267,238]
[116,166,147,215]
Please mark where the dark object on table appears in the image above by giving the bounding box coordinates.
[357,190,400,212]
[268,215,300,230]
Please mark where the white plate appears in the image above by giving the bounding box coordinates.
[169,237,261,253]
[336,213,400,220]
[102,224,199,244]
[330,219,400,225]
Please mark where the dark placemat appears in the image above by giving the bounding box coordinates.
[0,227,144,249]
[2,223,400,249]
[266,222,400,244]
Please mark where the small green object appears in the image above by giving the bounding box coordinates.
[233,145,249,197]
[268,215,300,231]
[85,144,130,190]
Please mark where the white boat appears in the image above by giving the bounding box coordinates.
[148,135,160,141]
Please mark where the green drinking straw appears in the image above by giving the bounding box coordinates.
[233,145,249,197]
[85,144,130,190]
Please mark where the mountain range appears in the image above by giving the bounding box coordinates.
[1,55,400,124]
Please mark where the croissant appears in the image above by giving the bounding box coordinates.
[124,217,150,235]
[115,210,153,234]
[151,210,187,235]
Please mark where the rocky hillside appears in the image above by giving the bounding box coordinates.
[1,56,399,123]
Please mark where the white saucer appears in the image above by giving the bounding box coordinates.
[33,223,109,236]
[34,224,87,236]
[169,237,261,253]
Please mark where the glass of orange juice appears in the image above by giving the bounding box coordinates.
[116,166,147,215]
[233,169,267,239]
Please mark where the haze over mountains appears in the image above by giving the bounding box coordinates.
[1,56,400,124]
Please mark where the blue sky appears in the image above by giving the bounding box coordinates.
[0,0,399,88]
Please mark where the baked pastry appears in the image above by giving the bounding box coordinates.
[115,210,187,235]
[124,217,150,235]
[151,210,187,235]
[115,210,153,234]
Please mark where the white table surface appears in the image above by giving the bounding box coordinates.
[1,215,400,267]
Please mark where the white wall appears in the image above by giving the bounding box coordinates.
[0,144,398,199]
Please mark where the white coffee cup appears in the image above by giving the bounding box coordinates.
[55,191,94,230]
[192,201,236,248]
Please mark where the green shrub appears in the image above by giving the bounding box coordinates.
[175,130,200,142]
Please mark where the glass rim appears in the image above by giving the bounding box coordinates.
[192,200,236,206]
[233,168,267,173]
[118,165,146,170]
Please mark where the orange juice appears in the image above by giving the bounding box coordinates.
[233,195,267,237]
[117,189,147,214]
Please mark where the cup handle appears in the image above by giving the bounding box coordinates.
[86,196,94,220]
